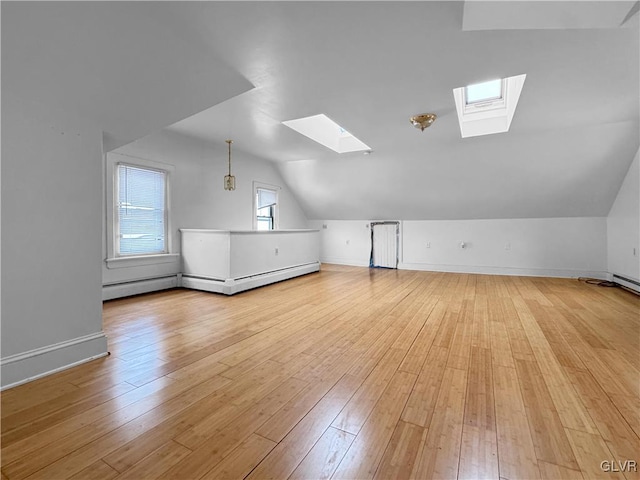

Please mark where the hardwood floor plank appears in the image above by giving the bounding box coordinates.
[331,347,408,435]
[372,420,424,480]
[160,376,309,479]
[588,349,640,398]
[332,371,417,480]
[489,319,515,369]
[459,424,500,480]
[463,346,494,429]
[564,428,626,480]
[537,461,585,480]
[446,306,473,371]
[511,296,599,434]
[400,345,449,428]
[199,434,276,480]
[345,316,407,380]
[112,441,191,480]
[398,300,446,375]
[607,394,640,439]
[288,427,355,480]
[458,347,499,480]
[514,358,580,470]
[563,367,640,472]
[471,293,491,349]
[493,365,541,480]
[246,374,362,480]
[500,298,536,363]
[67,460,119,480]
[257,357,361,443]
[173,360,311,450]
[409,367,467,480]
[534,305,587,370]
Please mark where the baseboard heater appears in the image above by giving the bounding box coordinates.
[181,262,320,296]
[612,274,640,294]
[103,275,179,300]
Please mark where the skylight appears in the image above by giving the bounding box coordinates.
[282,114,371,154]
[465,79,502,104]
[453,74,526,138]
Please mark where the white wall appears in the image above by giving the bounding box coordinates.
[103,130,309,287]
[229,231,319,278]
[312,217,608,278]
[1,93,108,388]
[607,149,640,282]
[308,220,373,267]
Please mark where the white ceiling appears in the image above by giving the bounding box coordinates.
[4,1,638,221]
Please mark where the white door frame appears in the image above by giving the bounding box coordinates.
[370,221,399,269]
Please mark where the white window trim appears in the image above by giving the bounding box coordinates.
[105,153,176,269]
[252,181,280,231]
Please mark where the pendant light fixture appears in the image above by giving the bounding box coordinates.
[224,139,236,191]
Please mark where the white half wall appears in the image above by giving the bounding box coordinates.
[312,217,608,278]
[607,149,640,283]
[180,229,320,295]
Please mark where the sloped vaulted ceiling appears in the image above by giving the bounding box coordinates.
[1,2,254,150]
[6,2,636,220]
[160,1,639,221]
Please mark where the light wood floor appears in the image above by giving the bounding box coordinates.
[1,265,639,480]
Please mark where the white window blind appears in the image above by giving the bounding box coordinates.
[117,164,167,256]
[257,188,277,209]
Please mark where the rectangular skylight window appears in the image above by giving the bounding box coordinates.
[282,114,371,154]
[453,74,526,138]
[465,79,503,104]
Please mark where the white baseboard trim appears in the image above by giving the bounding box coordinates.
[399,262,610,279]
[1,332,108,390]
[182,262,320,295]
[103,275,179,300]
[320,257,369,268]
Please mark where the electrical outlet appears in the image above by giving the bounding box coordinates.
[426,242,431,248]
[505,242,511,251]
[346,239,350,245]
[322,224,328,229]
[275,247,279,255]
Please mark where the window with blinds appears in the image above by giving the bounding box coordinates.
[256,187,278,231]
[116,164,167,256]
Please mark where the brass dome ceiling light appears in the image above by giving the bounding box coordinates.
[410,113,437,131]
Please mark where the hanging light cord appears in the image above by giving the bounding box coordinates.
[226,139,233,175]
